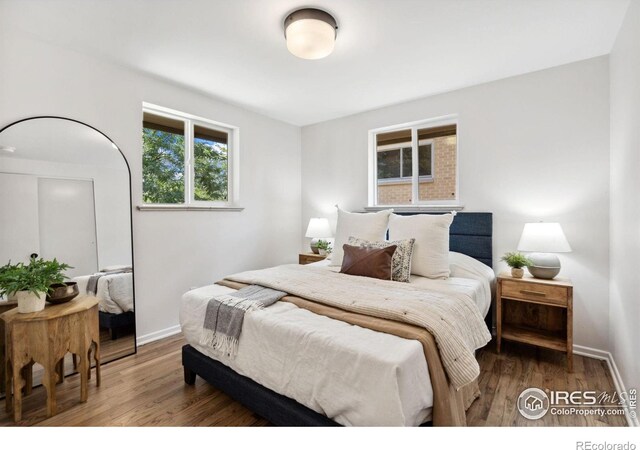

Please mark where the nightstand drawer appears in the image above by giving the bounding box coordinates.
[501,280,568,306]
[299,253,326,265]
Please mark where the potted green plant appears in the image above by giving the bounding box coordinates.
[500,252,532,279]
[316,239,332,257]
[0,257,71,313]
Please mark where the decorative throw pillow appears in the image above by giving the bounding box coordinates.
[340,244,397,281]
[329,207,393,267]
[388,213,456,279]
[347,236,415,283]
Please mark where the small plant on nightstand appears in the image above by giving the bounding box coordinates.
[501,252,532,279]
[316,239,332,257]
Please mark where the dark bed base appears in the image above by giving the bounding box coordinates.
[182,344,339,426]
[99,311,135,340]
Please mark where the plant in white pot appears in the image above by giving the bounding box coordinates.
[0,257,71,313]
[316,239,332,257]
[500,252,532,279]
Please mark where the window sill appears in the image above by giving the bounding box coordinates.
[364,205,464,213]
[137,204,244,212]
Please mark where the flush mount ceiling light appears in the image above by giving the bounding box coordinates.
[284,8,338,60]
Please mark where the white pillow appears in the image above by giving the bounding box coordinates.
[449,251,496,317]
[449,252,495,281]
[329,208,393,267]
[449,251,496,294]
[388,213,455,279]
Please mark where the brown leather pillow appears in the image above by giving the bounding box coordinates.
[339,244,397,281]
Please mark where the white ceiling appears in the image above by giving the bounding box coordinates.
[0,0,630,126]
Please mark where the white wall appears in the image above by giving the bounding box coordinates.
[0,30,302,340]
[302,57,611,351]
[0,18,621,362]
[0,156,131,270]
[610,0,640,392]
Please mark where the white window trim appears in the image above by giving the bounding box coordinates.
[367,114,459,208]
[140,102,241,211]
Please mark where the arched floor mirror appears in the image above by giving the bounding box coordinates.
[0,117,136,395]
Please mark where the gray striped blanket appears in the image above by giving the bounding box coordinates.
[200,285,286,357]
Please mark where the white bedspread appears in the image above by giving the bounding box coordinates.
[179,255,493,426]
[74,272,134,314]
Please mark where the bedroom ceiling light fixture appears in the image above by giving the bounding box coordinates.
[284,8,338,60]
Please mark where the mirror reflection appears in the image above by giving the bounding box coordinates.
[0,117,136,395]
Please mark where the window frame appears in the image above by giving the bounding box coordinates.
[141,103,240,209]
[368,115,459,207]
[375,139,434,184]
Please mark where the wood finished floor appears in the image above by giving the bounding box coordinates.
[0,334,626,427]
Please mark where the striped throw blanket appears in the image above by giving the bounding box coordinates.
[200,285,286,357]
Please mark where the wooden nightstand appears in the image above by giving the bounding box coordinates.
[496,272,573,371]
[298,252,326,265]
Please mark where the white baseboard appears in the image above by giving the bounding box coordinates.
[573,344,610,361]
[574,344,639,427]
[136,324,181,347]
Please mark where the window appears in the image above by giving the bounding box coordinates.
[369,117,457,206]
[376,142,433,182]
[142,105,238,207]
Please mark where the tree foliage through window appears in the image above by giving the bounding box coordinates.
[142,124,229,204]
[194,137,228,201]
[142,128,185,204]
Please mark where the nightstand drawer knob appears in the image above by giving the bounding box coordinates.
[520,289,547,297]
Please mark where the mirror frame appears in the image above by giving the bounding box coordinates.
[0,115,137,359]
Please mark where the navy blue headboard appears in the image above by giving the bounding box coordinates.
[395,212,493,268]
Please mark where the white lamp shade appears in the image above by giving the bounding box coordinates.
[517,223,572,253]
[305,218,332,238]
[286,18,335,59]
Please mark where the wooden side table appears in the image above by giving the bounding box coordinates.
[2,296,101,421]
[298,252,327,265]
[496,272,573,371]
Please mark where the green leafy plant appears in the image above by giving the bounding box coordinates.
[500,252,532,269]
[0,257,72,297]
[316,239,332,252]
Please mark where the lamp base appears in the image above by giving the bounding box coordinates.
[527,252,561,279]
[309,238,320,254]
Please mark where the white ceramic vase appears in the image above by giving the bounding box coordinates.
[15,290,46,313]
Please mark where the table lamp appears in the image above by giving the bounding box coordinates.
[517,222,571,279]
[305,218,332,254]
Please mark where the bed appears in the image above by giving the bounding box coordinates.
[74,267,135,339]
[180,212,493,426]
